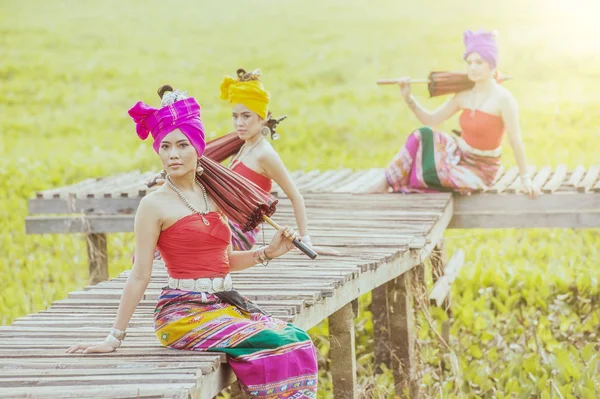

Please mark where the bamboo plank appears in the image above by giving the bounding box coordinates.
[542,164,567,193]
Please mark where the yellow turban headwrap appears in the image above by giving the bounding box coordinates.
[220,68,270,119]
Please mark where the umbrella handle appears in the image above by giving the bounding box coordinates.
[376,78,429,85]
[262,216,318,260]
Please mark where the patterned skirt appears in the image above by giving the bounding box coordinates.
[229,221,261,251]
[154,289,318,398]
[385,127,501,194]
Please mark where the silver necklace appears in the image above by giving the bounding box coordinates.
[166,175,211,226]
[228,137,263,168]
[470,88,492,118]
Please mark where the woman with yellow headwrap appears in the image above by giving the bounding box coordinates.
[221,68,335,254]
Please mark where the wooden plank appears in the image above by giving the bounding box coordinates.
[306,169,354,192]
[327,170,366,191]
[25,215,135,234]
[0,373,198,387]
[450,210,600,229]
[577,165,600,193]
[488,166,519,193]
[28,197,140,216]
[542,164,567,193]
[506,166,536,193]
[453,192,600,213]
[0,383,194,399]
[36,178,99,199]
[530,167,552,192]
[292,169,322,186]
[567,165,586,186]
[296,169,339,191]
[334,169,385,193]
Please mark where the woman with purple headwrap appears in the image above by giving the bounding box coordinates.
[66,86,319,398]
[366,30,537,197]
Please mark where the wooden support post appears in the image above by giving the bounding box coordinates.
[371,284,392,373]
[430,241,451,347]
[86,233,108,285]
[329,302,357,399]
[229,382,245,399]
[388,271,419,399]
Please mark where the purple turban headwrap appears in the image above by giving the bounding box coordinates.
[463,30,499,69]
[128,97,206,156]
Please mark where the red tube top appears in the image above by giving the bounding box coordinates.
[459,109,505,151]
[231,161,273,192]
[156,212,231,279]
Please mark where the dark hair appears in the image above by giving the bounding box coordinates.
[157,84,174,99]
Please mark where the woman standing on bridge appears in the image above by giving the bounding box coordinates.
[367,30,537,198]
[67,87,319,398]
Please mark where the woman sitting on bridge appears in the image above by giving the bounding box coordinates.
[67,88,319,398]
[220,68,314,251]
[366,30,537,198]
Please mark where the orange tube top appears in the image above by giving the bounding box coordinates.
[156,212,231,279]
[458,109,505,151]
[231,161,273,192]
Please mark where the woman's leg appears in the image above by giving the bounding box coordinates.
[368,131,420,193]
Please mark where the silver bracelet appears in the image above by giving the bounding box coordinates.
[104,328,126,348]
[104,334,122,349]
[520,174,532,186]
[253,246,271,266]
[300,235,313,247]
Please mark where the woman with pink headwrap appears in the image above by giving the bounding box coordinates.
[67,86,319,398]
[366,30,537,197]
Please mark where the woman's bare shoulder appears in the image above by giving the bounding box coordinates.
[137,189,172,215]
[257,141,281,162]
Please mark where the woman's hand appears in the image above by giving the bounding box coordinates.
[66,341,117,354]
[265,227,296,259]
[395,77,412,102]
[146,172,166,192]
[311,246,342,256]
[521,183,540,199]
[520,175,539,199]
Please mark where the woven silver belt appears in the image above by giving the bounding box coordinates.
[167,273,233,293]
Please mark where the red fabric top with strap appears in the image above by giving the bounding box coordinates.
[156,212,230,279]
[459,109,505,151]
[231,161,273,192]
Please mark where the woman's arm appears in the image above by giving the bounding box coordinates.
[228,227,296,271]
[260,151,309,237]
[501,91,537,198]
[67,196,161,353]
[396,78,461,126]
[112,197,162,330]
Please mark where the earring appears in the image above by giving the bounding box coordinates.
[196,162,204,176]
[260,126,270,137]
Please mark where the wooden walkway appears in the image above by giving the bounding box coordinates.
[3,192,453,398]
[4,165,599,398]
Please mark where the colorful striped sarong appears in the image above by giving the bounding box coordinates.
[154,289,318,398]
[229,221,261,251]
[385,127,501,194]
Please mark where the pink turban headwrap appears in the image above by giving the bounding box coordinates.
[463,30,499,69]
[128,97,206,156]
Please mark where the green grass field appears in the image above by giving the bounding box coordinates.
[1,0,599,397]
